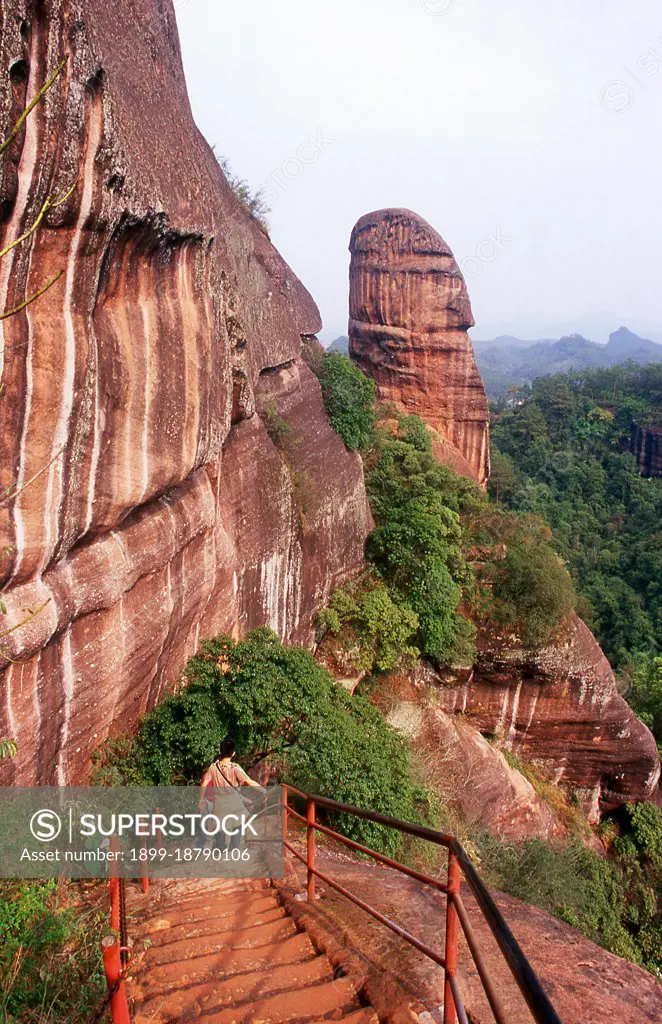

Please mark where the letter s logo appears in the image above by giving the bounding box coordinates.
[30,810,62,842]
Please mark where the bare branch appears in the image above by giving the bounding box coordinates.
[0,598,50,642]
[0,270,63,321]
[0,58,67,157]
[0,180,77,262]
[0,444,66,506]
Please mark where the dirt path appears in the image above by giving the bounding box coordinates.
[126,877,379,1023]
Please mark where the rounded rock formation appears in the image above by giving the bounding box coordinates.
[349,208,490,487]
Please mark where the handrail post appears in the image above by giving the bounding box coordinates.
[306,796,316,902]
[109,834,120,932]
[140,834,149,894]
[443,849,461,1024]
[283,785,289,857]
[101,935,130,1024]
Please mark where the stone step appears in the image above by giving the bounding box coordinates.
[192,976,361,1024]
[128,880,380,1024]
[135,896,280,931]
[318,1012,379,1024]
[151,881,270,906]
[133,931,317,994]
[144,880,268,908]
[134,955,333,1021]
[137,904,286,943]
[145,888,280,913]
[143,917,299,966]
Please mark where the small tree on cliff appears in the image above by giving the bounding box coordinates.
[318,353,377,451]
[0,59,70,758]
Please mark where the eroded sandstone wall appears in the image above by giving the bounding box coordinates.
[0,0,371,783]
[348,208,490,487]
[631,423,662,478]
[429,615,661,819]
[347,208,660,817]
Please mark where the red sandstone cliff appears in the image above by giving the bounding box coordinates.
[0,0,371,783]
[348,208,490,487]
[631,423,662,477]
[347,209,659,818]
[428,615,661,819]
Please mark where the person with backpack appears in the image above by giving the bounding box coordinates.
[198,738,263,852]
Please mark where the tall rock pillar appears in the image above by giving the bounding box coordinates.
[349,208,490,487]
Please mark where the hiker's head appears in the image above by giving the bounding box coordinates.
[219,737,236,760]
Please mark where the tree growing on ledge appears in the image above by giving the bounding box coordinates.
[318,353,377,451]
[490,540,576,646]
[95,628,432,857]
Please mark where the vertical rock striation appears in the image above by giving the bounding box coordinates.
[430,616,661,818]
[631,423,662,478]
[0,0,371,783]
[348,208,490,487]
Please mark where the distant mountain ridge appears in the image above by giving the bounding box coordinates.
[473,327,662,399]
[472,313,662,346]
[324,328,662,400]
[327,335,349,354]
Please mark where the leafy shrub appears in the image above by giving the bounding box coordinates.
[285,692,431,855]
[259,405,314,524]
[489,540,575,646]
[627,802,662,869]
[290,469,317,521]
[367,435,476,665]
[301,336,326,377]
[262,401,293,450]
[398,413,433,453]
[629,657,662,751]
[0,880,105,1022]
[119,629,430,856]
[319,354,377,451]
[319,577,420,673]
[476,835,644,965]
[477,805,662,978]
[217,154,270,232]
[91,735,147,786]
[465,504,576,647]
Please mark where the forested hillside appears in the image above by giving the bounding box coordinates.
[491,364,662,748]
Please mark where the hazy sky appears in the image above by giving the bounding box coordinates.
[175,0,662,342]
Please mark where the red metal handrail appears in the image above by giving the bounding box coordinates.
[97,791,561,1024]
[283,785,562,1024]
[102,836,149,1023]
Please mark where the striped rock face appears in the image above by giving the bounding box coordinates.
[631,423,662,478]
[430,615,661,816]
[348,208,490,488]
[0,0,371,783]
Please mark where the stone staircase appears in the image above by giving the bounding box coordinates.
[127,878,379,1023]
